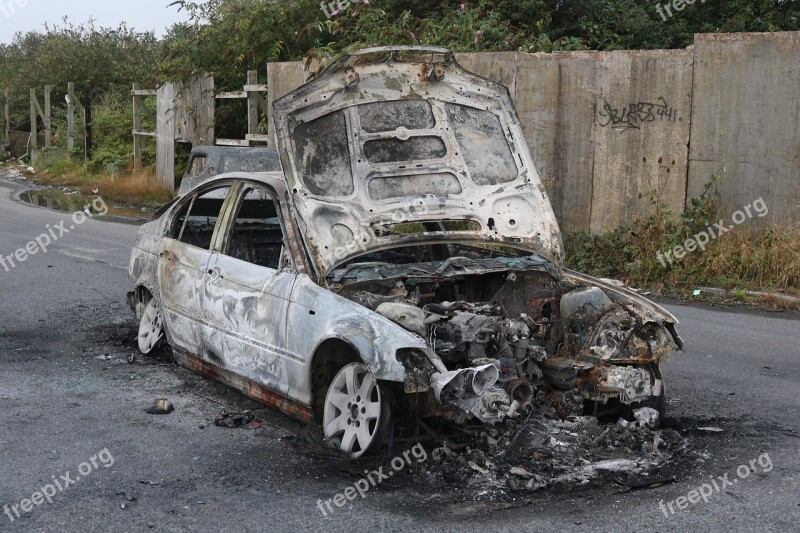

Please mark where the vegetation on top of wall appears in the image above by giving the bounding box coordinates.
[3,1,798,134]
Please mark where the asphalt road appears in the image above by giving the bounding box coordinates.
[0,176,798,532]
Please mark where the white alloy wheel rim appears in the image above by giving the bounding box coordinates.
[323,363,383,458]
[138,298,163,354]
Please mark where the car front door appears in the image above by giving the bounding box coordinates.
[158,184,234,355]
[201,184,301,401]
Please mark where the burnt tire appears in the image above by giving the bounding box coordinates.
[627,363,667,419]
[584,363,666,425]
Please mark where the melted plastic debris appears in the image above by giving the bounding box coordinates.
[421,398,691,498]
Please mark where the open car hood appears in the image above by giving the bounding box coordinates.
[273,46,563,276]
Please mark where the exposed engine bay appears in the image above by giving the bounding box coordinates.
[331,245,681,427]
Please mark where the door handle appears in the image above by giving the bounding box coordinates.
[207,267,221,282]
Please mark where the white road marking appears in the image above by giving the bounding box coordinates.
[59,250,128,270]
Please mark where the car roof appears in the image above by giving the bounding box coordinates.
[188,145,280,160]
[183,171,289,196]
[179,146,283,195]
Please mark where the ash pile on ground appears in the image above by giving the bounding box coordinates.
[419,398,691,498]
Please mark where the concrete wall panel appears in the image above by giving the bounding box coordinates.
[515,52,597,231]
[155,74,215,188]
[454,51,518,93]
[689,32,800,225]
[590,50,693,232]
[262,33,800,231]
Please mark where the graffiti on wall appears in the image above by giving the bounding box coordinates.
[596,96,680,132]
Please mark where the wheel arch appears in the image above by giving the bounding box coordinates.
[132,284,161,318]
[309,338,364,422]
[134,285,156,304]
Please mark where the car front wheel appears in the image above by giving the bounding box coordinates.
[584,363,666,424]
[323,363,391,458]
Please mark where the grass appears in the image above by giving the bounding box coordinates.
[30,157,175,208]
[563,178,800,300]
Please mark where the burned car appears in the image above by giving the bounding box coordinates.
[128,46,683,458]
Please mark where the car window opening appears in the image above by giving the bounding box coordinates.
[226,187,285,270]
[177,186,231,249]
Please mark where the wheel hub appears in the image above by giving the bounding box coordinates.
[323,363,384,457]
[138,298,164,355]
[348,395,366,424]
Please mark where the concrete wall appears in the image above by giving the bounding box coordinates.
[156,83,176,188]
[264,32,800,232]
[457,51,598,231]
[688,32,800,226]
[590,49,693,232]
[456,50,693,232]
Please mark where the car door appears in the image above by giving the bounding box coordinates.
[158,184,234,355]
[200,184,301,401]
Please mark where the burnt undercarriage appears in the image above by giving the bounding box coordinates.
[332,244,676,431]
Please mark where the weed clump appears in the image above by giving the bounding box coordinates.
[564,177,799,296]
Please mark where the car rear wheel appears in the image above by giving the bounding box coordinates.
[323,363,391,458]
[138,297,164,355]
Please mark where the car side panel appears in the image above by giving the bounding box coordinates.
[158,238,212,354]
[200,253,302,402]
[286,274,425,405]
